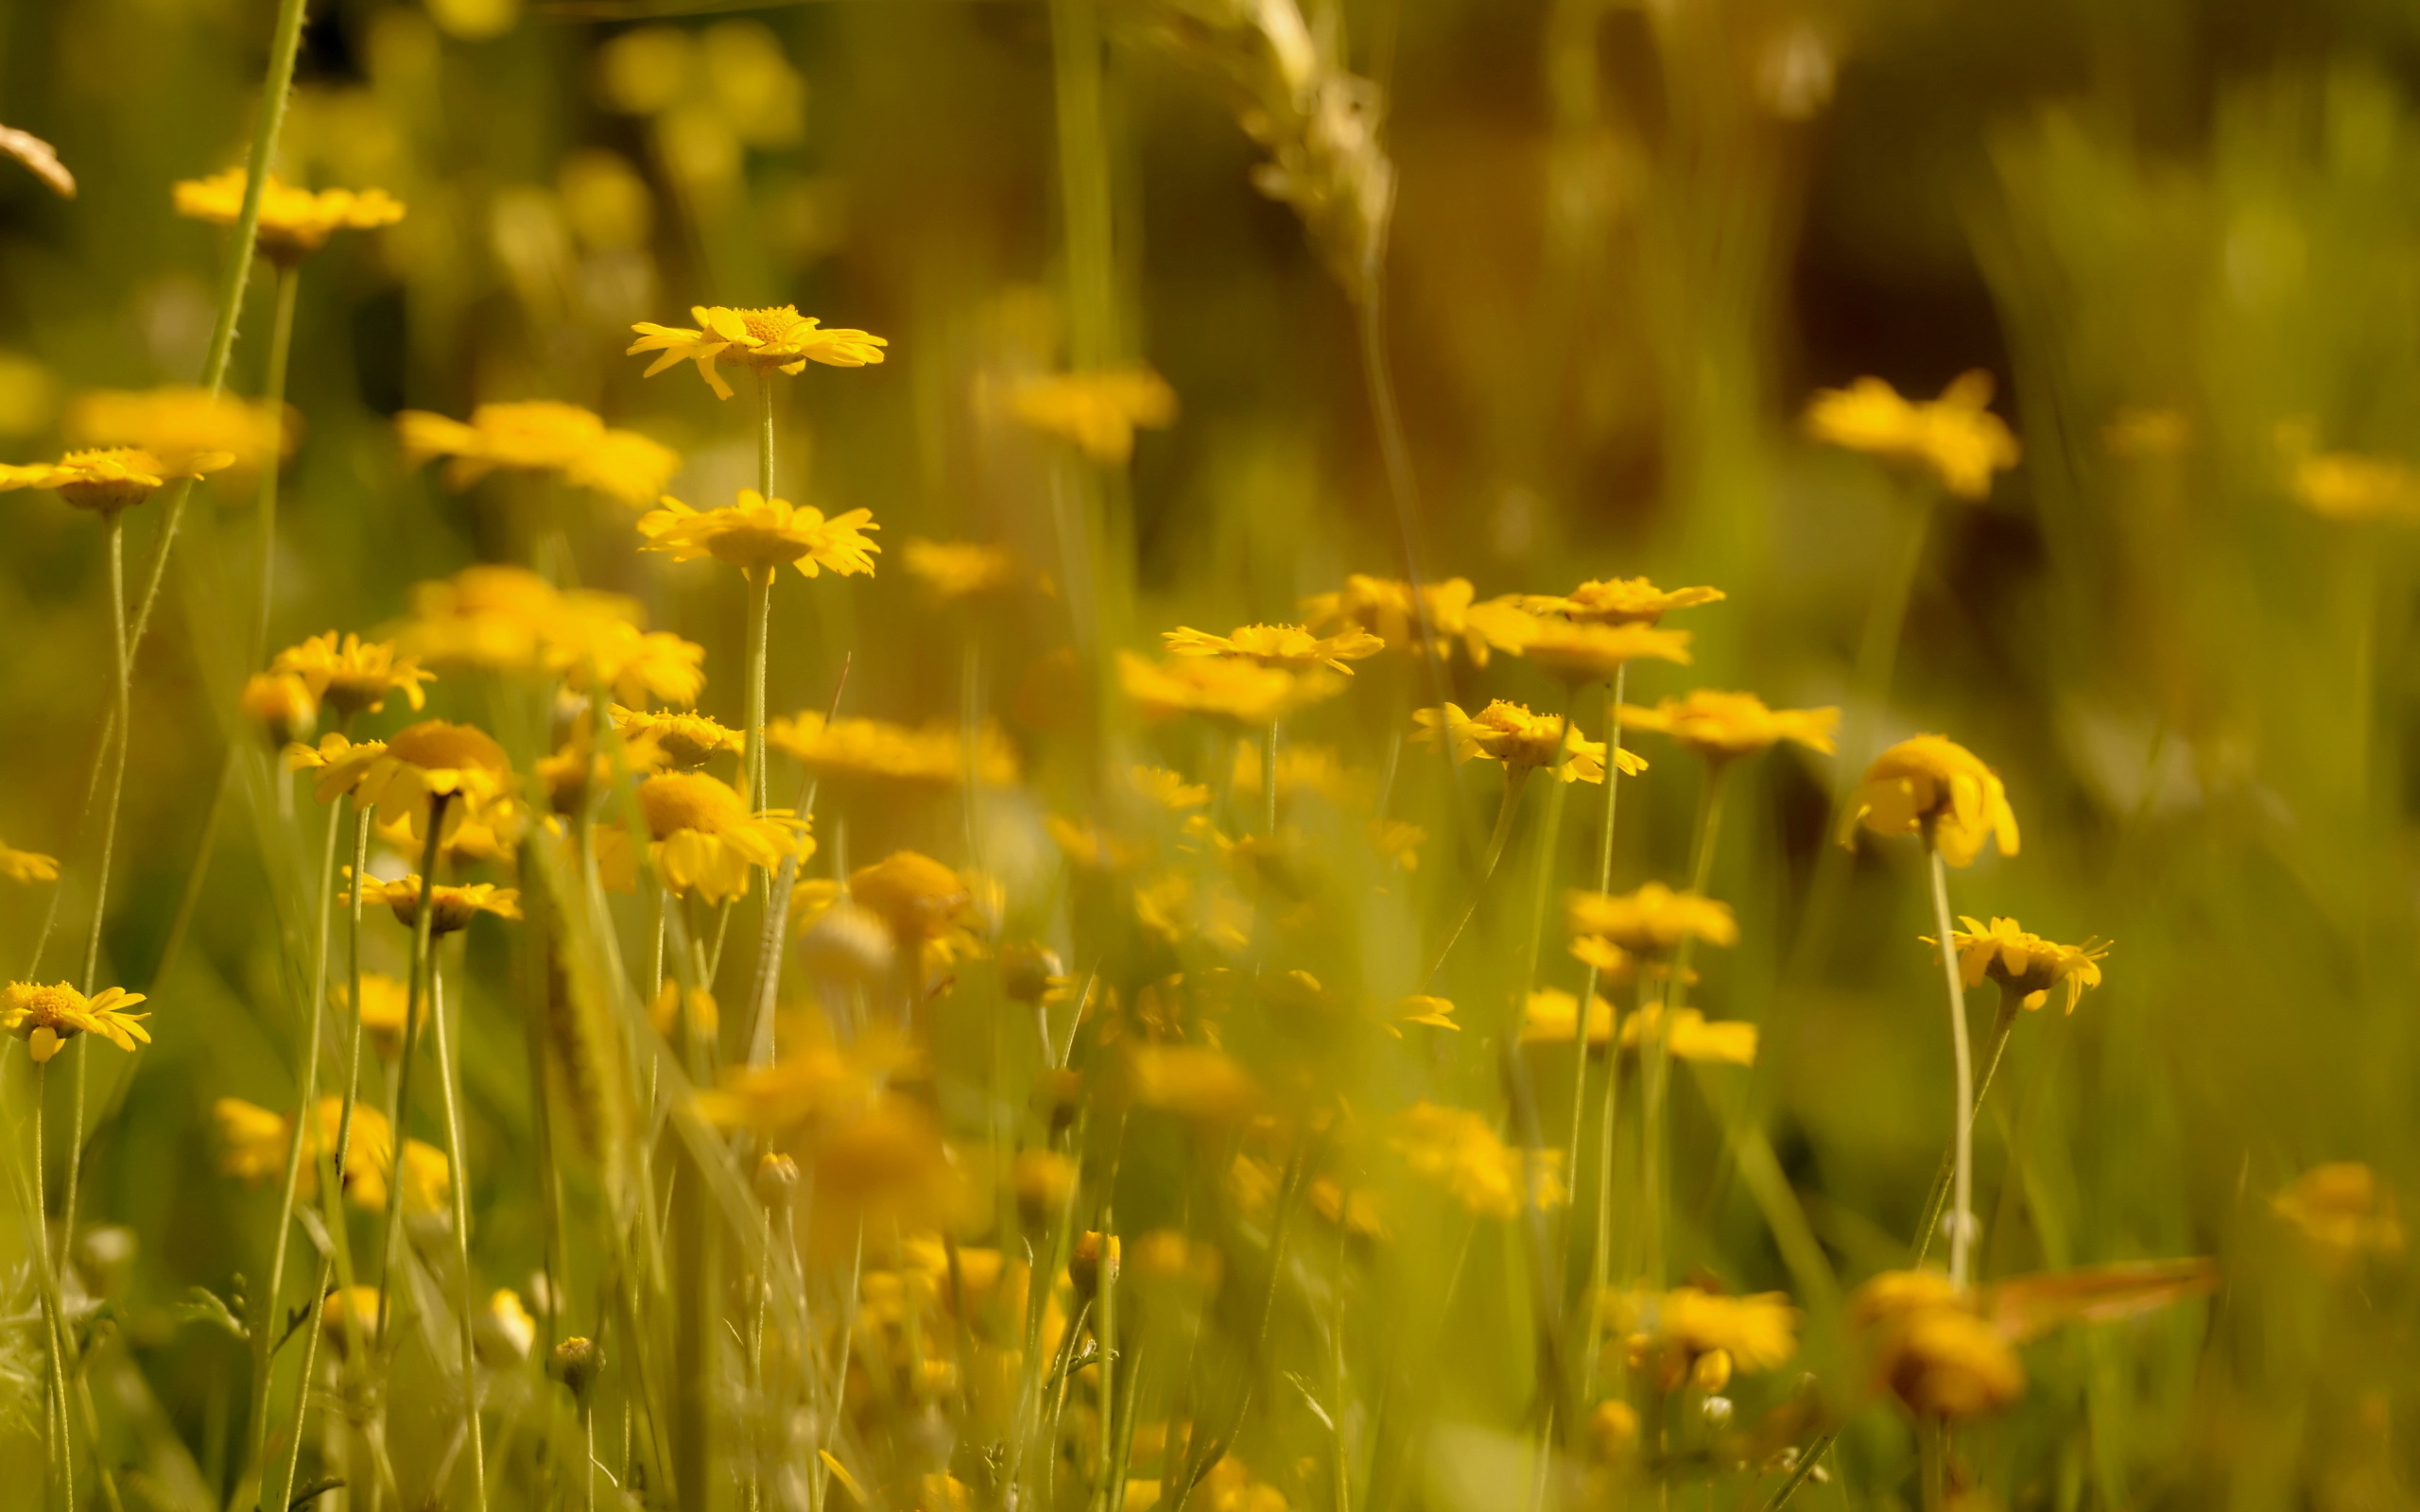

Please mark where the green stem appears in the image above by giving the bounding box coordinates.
[249,261,301,668]
[428,950,491,1510]
[757,368,776,499]
[1564,668,1624,1184]
[1264,719,1281,836]
[374,794,452,1335]
[1425,769,1530,988]
[322,806,372,1346]
[1925,842,1976,1288]
[1570,669,1623,1405]
[1642,763,1729,1287]
[1913,988,2023,1267]
[31,1058,71,1512]
[1507,698,1577,1440]
[745,567,772,815]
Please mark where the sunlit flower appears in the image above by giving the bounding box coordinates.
[765,711,1019,787]
[173,169,405,263]
[240,671,317,747]
[213,1095,447,1214]
[0,838,59,885]
[1616,1285,1799,1392]
[67,387,285,473]
[344,873,521,934]
[2273,1162,2405,1273]
[638,490,880,580]
[1392,1102,1564,1218]
[1300,574,1495,662]
[1805,370,2020,499]
[1565,882,1737,954]
[320,1287,385,1352]
[694,1022,914,1134]
[337,973,413,1057]
[1119,650,1342,726]
[1927,917,2110,1013]
[629,771,810,902]
[613,705,743,767]
[1133,765,1211,812]
[1849,1269,2025,1419]
[1620,690,1838,764]
[1003,366,1177,464]
[1126,1044,1260,1121]
[271,631,434,719]
[628,304,887,400]
[649,978,719,1040]
[1617,1005,1756,1066]
[1520,988,1614,1047]
[1387,994,1460,1036]
[903,538,1019,600]
[1522,577,1726,627]
[396,401,681,508]
[397,567,705,705]
[1163,622,1386,675]
[844,850,985,962]
[1840,734,2019,868]
[0,447,227,516]
[288,720,514,831]
[1414,700,1638,784]
[1479,613,1694,684]
[1,981,150,1062]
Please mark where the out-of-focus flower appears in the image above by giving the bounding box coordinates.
[0,447,228,517]
[2104,407,2191,459]
[67,387,285,474]
[397,566,707,706]
[638,490,879,581]
[1619,691,1838,764]
[173,169,404,264]
[1520,988,1613,1047]
[214,1095,446,1214]
[1464,601,1692,683]
[842,851,988,967]
[1849,1269,2025,1419]
[1805,370,2020,499]
[1617,1005,1756,1067]
[903,539,1019,601]
[1589,1400,1640,1460]
[344,872,522,935]
[1132,765,1211,812]
[1120,650,1342,726]
[2273,1162,2404,1273]
[478,1288,537,1365]
[1126,1044,1258,1121]
[1392,1102,1564,1218]
[1927,917,2110,1013]
[320,1287,384,1352]
[336,973,412,1057]
[1386,994,1460,1036]
[648,979,718,1040]
[287,720,514,832]
[425,0,520,41]
[1003,366,1177,464]
[0,123,73,198]
[1522,577,1726,627]
[396,401,680,509]
[271,632,433,719]
[1616,1285,1799,1392]
[0,839,60,885]
[628,305,886,400]
[1564,883,1737,954]
[1413,700,1637,784]
[241,671,318,747]
[1,982,148,1061]
[1840,735,2019,868]
[1301,574,1494,662]
[1163,622,1384,675]
[766,711,1018,787]
[613,706,743,768]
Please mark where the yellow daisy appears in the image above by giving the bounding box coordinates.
[613,705,744,767]
[396,400,681,508]
[173,169,405,263]
[1616,1005,1757,1066]
[1465,608,1693,684]
[1616,1285,1798,1393]
[1391,1102,1564,1219]
[336,972,413,1057]
[1619,690,1840,764]
[1519,988,1615,1047]
[1,981,151,1062]
[1564,881,1737,954]
[631,771,811,903]
[765,711,1019,787]
[271,631,434,719]
[637,490,880,581]
[627,304,888,400]
[212,1095,447,1214]
[1805,370,2021,500]
[1411,700,1640,784]
[1521,577,1726,627]
[1300,574,1495,663]
[902,539,1018,601]
[1118,650,1342,726]
[1002,366,1177,465]
[1928,916,2111,1013]
[1840,734,2019,868]
[287,720,514,831]
[1162,622,1386,675]
[1848,1269,2026,1419]
[66,387,285,474]
[343,872,522,935]
[0,447,228,517]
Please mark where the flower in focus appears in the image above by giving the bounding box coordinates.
[1520,988,1613,1047]
[271,632,434,719]
[1522,577,1726,627]
[1619,690,1839,764]
[1840,734,2020,868]
[396,401,680,508]
[1119,650,1342,726]
[638,490,880,580]
[1461,597,1693,682]
[1392,1102,1564,1218]
[0,447,227,516]
[614,705,744,767]
[1617,1005,1757,1067]
[344,872,522,935]
[0,838,60,885]
[1564,883,1737,954]
[903,539,1019,601]
[1617,1285,1799,1392]
[1413,701,1638,784]
[628,305,887,400]
[1805,370,2021,499]
[1849,1269,2026,1419]
[1,981,150,1061]
[1003,366,1177,465]
[240,671,318,747]
[288,720,514,831]
[766,712,1019,787]
[1928,917,2110,1013]
[2273,1162,2405,1273]
[67,387,285,474]
[1301,574,1494,662]
[625,771,810,902]
[173,169,404,263]
[1163,622,1386,675]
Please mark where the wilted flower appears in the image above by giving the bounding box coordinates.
[173,169,404,263]
[1840,734,2019,868]
[1927,917,2110,1013]
[2,981,150,1061]
[1805,370,2020,499]
[628,304,887,400]
[1004,366,1177,465]
[1619,690,1839,764]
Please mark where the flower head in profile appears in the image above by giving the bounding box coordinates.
[240,672,318,747]
[344,872,523,935]
[1565,882,1737,954]
[903,539,1019,601]
[288,720,514,829]
[1849,1269,2025,1419]
[1616,1285,1799,1393]
[1520,988,1614,1047]
[1301,575,1494,662]
[1617,1005,1756,1066]
[1412,701,1639,784]
[0,447,227,517]
[766,711,1019,787]
[1125,1044,1260,1122]
[271,632,433,720]
[1840,734,2019,868]
[624,771,810,902]
[846,850,988,962]
[638,490,880,581]
[397,566,705,705]
[611,705,743,769]
[1465,607,1693,684]
[1928,917,2110,1013]
[628,305,887,400]
[1163,622,1385,675]
[68,387,286,474]
[337,973,413,1057]
[0,838,59,885]
[1620,690,1839,765]
[1119,650,1342,727]
[1806,370,2021,499]
[1392,1102,1564,1218]
[1003,365,1177,465]
[397,401,680,508]
[1522,577,1725,627]
[174,169,404,263]
[2273,1162,2404,1274]
[1,981,151,1062]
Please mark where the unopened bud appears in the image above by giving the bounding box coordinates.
[1701,1395,1734,1428]
[550,1335,600,1401]
[1069,1230,1121,1297]
[755,1152,801,1206]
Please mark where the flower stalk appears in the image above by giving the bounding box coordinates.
[1925,839,1977,1288]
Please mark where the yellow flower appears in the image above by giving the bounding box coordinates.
[903,538,1019,600]
[1126,1044,1260,1121]
[0,981,151,1062]
[213,1095,447,1215]
[67,387,285,473]
[1564,882,1737,954]
[343,872,523,935]
[1391,1102,1564,1219]
[337,973,413,1057]
[1928,917,2110,1013]
[1618,1285,1799,1391]
[613,705,744,767]
[288,720,514,828]
[846,850,981,952]
[1413,700,1639,784]
[1521,577,1726,627]
[1840,734,2019,868]
[628,304,887,400]
[1301,574,1495,662]
[649,978,719,1040]
[212,1097,292,1183]
[638,490,880,580]
[397,566,705,705]
[1133,765,1211,812]
[1387,994,1460,1036]
[1119,650,1342,726]
[1805,370,2021,499]
[271,631,434,719]
[1617,1005,1757,1067]
[319,1287,385,1352]
[396,401,680,508]
[1003,366,1178,465]
[2290,451,2420,522]
[631,771,810,902]
[239,672,317,747]
[1520,988,1614,1047]
[2273,1162,2405,1273]
[0,838,60,885]
[766,712,1019,787]
[1849,1269,2026,1419]
[1619,690,1839,764]
[1162,622,1386,675]
[173,169,405,262]
[0,447,227,516]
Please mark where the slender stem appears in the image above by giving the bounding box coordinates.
[1569,670,1624,1405]
[745,567,772,816]
[1263,720,1281,836]
[1506,701,1577,1441]
[1911,988,2024,1267]
[1424,770,1530,988]
[428,952,492,1510]
[375,795,452,1333]
[1642,763,1729,1288]
[758,368,777,499]
[250,260,301,668]
[1565,668,1625,1185]
[268,1256,333,1512]
[324,806,373,1349]
[31,1059,72,1512]
[1925,843,1976,1288]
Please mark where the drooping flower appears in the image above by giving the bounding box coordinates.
[288,720,514,829]
[1300,574,1495,662]
[628,304,887,400]
[2273,1162,2405,1273]
[343,872,523,935]
[0,838,60,885]
[1618,691,1838,766]
[1840,734,2019,868]
[766,711,1019,787]
[396,401,680,508]
[1,981,151,1061]
[1002,366,1177,465]
[1848,1269,2026,1419]
[613,705,744,768]
[1927,917,2110,1013]
[1119,651,1342,726]
[1392,1102,1564,1218]
[1521,577,1726,627]
[902,539,1019,601]
[1805,370,2021,499]
[67,387,285,474]
[626,771,810,902]
[0,447,228,516]
[1413,700,1640,784]
[271,631,434,719]
[1565,882,1737,954]
[638,490,880,580]
[1616,1285,1799,1392]
[173,169,405,263]
[1162,622,1386,675]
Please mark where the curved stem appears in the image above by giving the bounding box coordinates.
[249,261,301,668]
[428,951,491,1510]
[1424,770,1530,988]
[1925,843,1976,1287]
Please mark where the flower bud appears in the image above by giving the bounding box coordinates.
[1069,1230,1121,1298]
[550,1335,600,1401]
[755,1151,801,1206]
